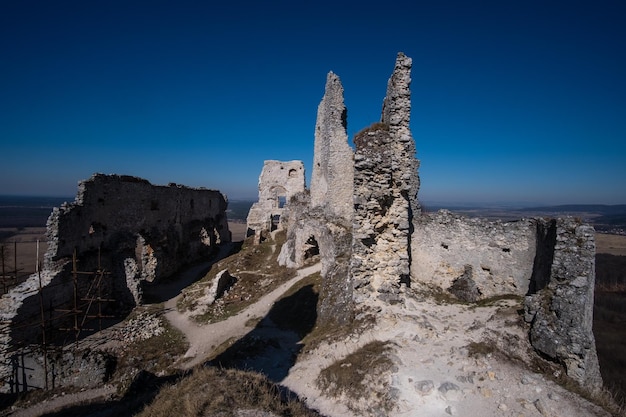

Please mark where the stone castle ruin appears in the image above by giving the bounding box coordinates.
[0,174,230,392]
[248,52,602,392]
[246,160,305,242]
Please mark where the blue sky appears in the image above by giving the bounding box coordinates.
[1,0,624,206]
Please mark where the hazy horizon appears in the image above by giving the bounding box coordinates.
[1,1,624,205]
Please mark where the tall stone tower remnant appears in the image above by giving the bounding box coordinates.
[310,71,354,223]
[352,53,421,303]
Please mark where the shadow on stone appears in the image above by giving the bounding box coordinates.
[209,284,319,382]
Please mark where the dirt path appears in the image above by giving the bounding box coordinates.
[164,263,322,369]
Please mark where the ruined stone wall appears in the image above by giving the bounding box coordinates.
[352,125,411,303]
[381,52,420,217]
[310,72,354,222]
[411,212,601,390]
[0,173,230,392]
[270,52,602,394]
[524,217,602,391]
[277,191,354,326]
[246,160,305,242]
[350,53,419,303]
[411,210,537,299]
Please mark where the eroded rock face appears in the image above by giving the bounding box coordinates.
[524,218,602,391]
[246,160,306,243]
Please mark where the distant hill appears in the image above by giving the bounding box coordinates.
[518,205,626,234]
[519,204,626,216]
[422,203,626,234]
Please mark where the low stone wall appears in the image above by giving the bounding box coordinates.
[411,211,601,391]
[411,210,536,298]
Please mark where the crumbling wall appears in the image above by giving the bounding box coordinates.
[411,212,602,390]
[381,52,420,217]
[0,173,230,392]
[411,210,537,299]
[352,125,411,303]
[272,52,603,394]
[246,160,305,242]
[524,217,602,391]
[277,72,355,326]
[278,191,354,326]
[350,53,419,303]
[310,72,354,222]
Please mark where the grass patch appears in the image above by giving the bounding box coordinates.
[136,367,320,417]
[355,121,389,136]
[177,230,296,324]
[317,340,396,414]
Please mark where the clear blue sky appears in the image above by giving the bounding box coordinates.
[1,0,624,206]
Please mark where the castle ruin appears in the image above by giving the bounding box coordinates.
[249,52,602,392]
[0,174,230,392]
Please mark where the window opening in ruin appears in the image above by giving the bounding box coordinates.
[288,168,297,178]
[271,214,280,231]
[502,248,511,253]
[441,243,449,249]
[278,196,287,209]
[304,235,320,259]
[399,274,411,288]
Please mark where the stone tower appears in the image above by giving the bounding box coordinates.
[351,53,420,302]
[310,72,354,223]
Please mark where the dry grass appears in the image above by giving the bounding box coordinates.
[177,230,296,324]
[317,340,397,414]
[596,233,626,256]
[135,367,319,417]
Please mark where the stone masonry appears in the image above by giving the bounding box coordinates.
[310,72,354,222]
[0,173,230,392]
[352,53,420,303]
[524,217,603,390]
[246,160,306,243]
